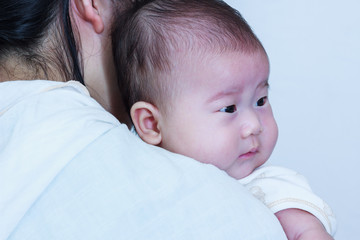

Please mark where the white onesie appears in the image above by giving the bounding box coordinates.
[239,165,337,236]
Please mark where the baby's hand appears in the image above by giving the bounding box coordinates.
[275,208,334,240]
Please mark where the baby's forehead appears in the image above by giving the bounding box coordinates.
[172,46,267,65]
[170,48,268,74]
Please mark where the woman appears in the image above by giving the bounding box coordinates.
[0,0,286,239]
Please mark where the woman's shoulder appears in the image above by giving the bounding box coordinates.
[7,126,288,239]
[1,80,90,113]
[1,79,119,124]
[0,80,123,239]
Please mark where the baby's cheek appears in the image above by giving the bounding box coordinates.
[262,114,278,140]
[212,138,239,168]
[269,120,279,146]
[263,124,278,158]
[194,140,224,166]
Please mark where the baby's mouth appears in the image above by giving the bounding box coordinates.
[238,148,258,160]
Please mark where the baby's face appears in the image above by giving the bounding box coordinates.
[158,50,278,179]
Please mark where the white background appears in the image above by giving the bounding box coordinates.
[226,1,360,239]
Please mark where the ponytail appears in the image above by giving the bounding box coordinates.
[63,0,84,84]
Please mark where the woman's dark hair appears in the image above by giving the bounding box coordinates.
[0,0,84,84]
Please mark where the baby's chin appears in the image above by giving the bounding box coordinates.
[226,167,253,180]
[226,161,266,180]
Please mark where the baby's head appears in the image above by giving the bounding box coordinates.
[113,0,278,179]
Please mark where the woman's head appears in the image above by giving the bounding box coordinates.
[0,0,132,123]
[0,0,82,83]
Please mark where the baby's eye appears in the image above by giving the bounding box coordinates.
[257,96,268,107]
[219,105,237,113]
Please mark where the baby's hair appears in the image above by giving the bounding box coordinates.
[112,0,264,115]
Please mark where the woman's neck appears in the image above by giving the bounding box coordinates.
[0,54,63,82]
[1,60,38,82]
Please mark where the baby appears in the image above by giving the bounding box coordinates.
[112,0,336,239]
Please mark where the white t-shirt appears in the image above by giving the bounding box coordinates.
[0,80,287,239]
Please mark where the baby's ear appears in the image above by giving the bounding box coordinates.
[130,102,162,145]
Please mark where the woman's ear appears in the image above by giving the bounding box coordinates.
[73,0,104,33]
[131,102,162,146]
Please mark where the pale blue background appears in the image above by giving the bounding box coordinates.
[225,1,360,239]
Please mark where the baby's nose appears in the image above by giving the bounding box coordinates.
[240,110,262,139]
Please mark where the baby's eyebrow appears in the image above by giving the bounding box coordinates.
[207,79,270,103]
[206,88,240,104]
[257,79,269,89]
